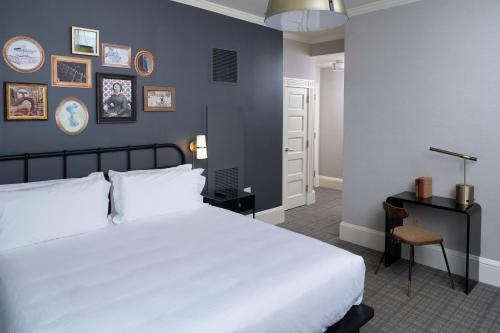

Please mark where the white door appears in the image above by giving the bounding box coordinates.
[283,86,309,210]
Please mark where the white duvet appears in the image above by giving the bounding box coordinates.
[0,206,365,333]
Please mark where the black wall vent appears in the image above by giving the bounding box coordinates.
[212,48,238,84]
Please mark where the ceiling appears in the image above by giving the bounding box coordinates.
[203,0,379,17]
[313,53,345,68]
[202,0,381,43]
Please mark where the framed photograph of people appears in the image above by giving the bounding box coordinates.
[51,55,92,88]
[102,43,131,68]
[3,36,45,73]
[135,50,155,77]
[4,82,48,121]
[96,73,136,123]
[71,27,99,56]
[144,86,175,112]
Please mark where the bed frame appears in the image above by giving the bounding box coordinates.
[0,142,374,332]
[0,143,186,182]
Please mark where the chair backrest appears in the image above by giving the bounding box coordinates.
[383,201,409,220]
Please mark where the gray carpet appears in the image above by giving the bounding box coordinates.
[279,187,500,333]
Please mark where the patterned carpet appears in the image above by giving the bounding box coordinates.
[279,187,500,333]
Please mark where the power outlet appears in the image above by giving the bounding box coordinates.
[244,187,252,193]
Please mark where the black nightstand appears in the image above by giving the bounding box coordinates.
[203,190,256,218]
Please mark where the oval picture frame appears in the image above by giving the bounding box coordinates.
[135,50,155,77]
[55,97,89,136]
[3,36,45,73]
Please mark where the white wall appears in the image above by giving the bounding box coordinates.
[319,68,344,179]
[283,39,317,81]
[343,0,500,261]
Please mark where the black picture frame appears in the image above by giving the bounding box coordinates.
[96,72,137,123]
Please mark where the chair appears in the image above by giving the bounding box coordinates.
[375,202,455,296]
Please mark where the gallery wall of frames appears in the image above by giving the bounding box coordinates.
[3,29,170,133]
[0,0,283,212]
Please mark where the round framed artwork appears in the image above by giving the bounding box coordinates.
[135,50,155,77]
[3,36,45,73]
[55,97,89,136]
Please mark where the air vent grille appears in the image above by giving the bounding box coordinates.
[212,48,238,84]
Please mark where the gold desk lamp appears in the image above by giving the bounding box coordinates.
[430,147,478,206]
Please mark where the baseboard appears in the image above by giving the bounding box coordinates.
[307,189,316,205]
[340,221,500,288]
[253,206,285,225]
[318,176,343,190]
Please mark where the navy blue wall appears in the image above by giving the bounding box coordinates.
[0,0,283,211]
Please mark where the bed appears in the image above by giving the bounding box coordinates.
[0,143,372,333]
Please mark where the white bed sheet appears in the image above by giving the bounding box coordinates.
[0,206,365,333]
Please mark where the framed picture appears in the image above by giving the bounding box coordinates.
[144,86,175,112]
[51,55,92,88]
[135,50,155,77]
[4,82,48,121]
[102,43,131,68]
[71,26,99,56]
[3,36,45,73]
[96,73,136,123]
[55,97,89,136]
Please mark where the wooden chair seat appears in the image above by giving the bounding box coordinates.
[393,224,443,246]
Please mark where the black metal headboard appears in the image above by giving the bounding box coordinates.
[0,143,186,183]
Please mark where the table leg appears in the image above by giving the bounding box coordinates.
[465,204,481,295]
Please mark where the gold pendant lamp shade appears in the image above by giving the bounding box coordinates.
[265,0,348,32]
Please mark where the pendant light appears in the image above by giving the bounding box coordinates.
[265,0,348,32]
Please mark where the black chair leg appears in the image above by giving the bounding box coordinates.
[440,242,455,290]
[375,252,385,275]
[408,245,413,297]
[412,246,415,267]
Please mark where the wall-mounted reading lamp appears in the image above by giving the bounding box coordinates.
[189,135,208,168]
[429,147,478,205]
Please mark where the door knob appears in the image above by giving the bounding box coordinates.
[285,148,296,152]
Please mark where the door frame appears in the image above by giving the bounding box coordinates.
[283,77,316,209]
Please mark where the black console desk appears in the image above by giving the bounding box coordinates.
[386,191,481,295]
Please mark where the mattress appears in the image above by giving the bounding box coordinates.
[0,205,365,333]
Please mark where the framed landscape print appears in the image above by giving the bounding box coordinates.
[102,43,131,68]
[4,82,48,121]
[72,27,99,56]
[3,36,45,73]
[55,97,89,135]
[144,86,175,112]
[51,55,92,88]
[96,73,136,123]
[135,50,155,77]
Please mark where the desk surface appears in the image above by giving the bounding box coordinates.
[388,191,479,213]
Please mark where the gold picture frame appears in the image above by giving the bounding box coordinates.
[71,26,99,56]
[102,43,131,68]
[3,36,45,73]
[55,97,89,136]
[51,55,92,88]
[144,86,175,112]
[135,50,155,77]
[4,82,48,121]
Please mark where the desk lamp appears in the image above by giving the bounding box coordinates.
[430,147,478,205]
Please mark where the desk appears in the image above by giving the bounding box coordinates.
[386,192,481,295]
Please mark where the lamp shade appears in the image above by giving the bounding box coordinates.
[265,0,348,32]
[196,135,207,160]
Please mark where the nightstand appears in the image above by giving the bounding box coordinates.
[203,190,256,218]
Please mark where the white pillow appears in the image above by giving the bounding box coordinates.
[0,173,110,252]
[110,167,205,224]
[0,172,104,192]
[108,165,204,216]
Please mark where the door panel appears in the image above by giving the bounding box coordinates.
[284,86,309,210]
